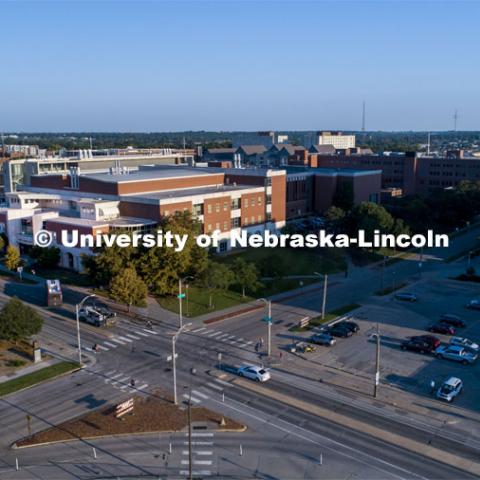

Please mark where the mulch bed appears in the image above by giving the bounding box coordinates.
[15,391,244,447]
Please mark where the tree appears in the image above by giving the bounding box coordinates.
[332,182,354,210]
[0,235,6,252]
[348,202,395,243]
[0,297,43,342]
[5,245,21,271]
[325,206,346,233]
[30,246,61,268]
[109,267,148,312]
[199,261,234,308]
[233,258,262,297]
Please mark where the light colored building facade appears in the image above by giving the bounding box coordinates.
[316,131,356,150]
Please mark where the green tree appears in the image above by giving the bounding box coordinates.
[0,297,43,342]
[325,206,346,233]
[5,245,21,271]
[199,261,234,308]
[30,246,61,268]
[109,267,148,312]
[233,258,262,297]
[348,202,395,247]
[332,182,354,210]
[0,235,6,253]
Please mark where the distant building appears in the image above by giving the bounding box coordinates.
[233,131,288,148]
[316,131,356,150]
[235,145,268,165]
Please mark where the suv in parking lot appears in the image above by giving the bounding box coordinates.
[337,320,360,333]
[394,292,418,302]
[401,339,434,354]
[309,333,336,346]
[436,377,463,402]
[435,345,478,364]
[428,323,456,335]
[324,324,353,338]
[466,299,480,310]
[449,337,479,353]
[410,335,441,349]
[439,314,465,328]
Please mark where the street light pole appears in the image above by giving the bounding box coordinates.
[314,272,328,320]
[171,323,191,405]
[75,294,96,366]
[178,279,183,329]
[374,323,381,398]
[258,298,272,357]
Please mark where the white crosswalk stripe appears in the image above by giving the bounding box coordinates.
[116,335,133,342]
[206,382,224,391]
[179,471,211,476]
[126,333,141,340]
[183,441,214,446]
[189,432,214,437]
[97,345,109,351]
[142,328,158,335]
[191,390,209,399]
[136,383,149,391]
[192,327,206,333]
[181,460,212,465]
[104,341,118,348]
[111,338,127,345]
[208,331,223,337]
[183,394,202,404]
[214,378,233,387]
[134,330,149,337]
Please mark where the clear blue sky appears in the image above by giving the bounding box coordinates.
[1,1,479,132]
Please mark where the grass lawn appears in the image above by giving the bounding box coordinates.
[290,303,361,332]
[35,267,92,287]
[157,278,318,318]
[215,247,347,275]
[0,361,80,397]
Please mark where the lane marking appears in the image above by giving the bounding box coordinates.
[134,330,149,337]
[111,338,127,345]
[191,390,209,399]
[126,333,141,340]
[183,441,214,446]
[136,383,149,391]
[189,432,214,437]
[214,378,232,387]
[116,335,133,342]
[104,341,118,348]
[206,382,224,391]
[142,329,158,335]
[97,345,109,351]
[183,394,201,404]
[179,471,211,476]
[208,331,223,337]
[181,460,213,465]
[192,327,206,333]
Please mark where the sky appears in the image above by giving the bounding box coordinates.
[1,0,479,132]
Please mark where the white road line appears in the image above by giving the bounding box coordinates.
[136,383,149,391]
[134,330,149,337]
[195,451,213,456]
[189,432,214,437]
[104,341,118,348]
[200,330,211,335]
[206,382,224,391]
[183,394,201,404]
[105,370,117,375]
[192,327,206,333]
[111,338,127,345]
[126,333,141,340]
[225,335,236,340]
[191,390,209,399]
[116,335,133,342]
[208,331,223,337]
[245,341,253,345]
[181,460,213,465]
[214,378,232,387]
[183,441,214,446]
[238,343,249,348]
[97,345,109,351]
[110,373,124,379]
[179,471,211,476]
[142,329,158,335]
[111,376,130,386]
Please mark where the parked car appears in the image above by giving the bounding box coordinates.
[324,324,353,338]
[466,300,480,310]
[449,337,479,353]
[436,377,463,402]
[428,323,456,335]
[291,342,316,354]
[238,365,271,382]
[410,335,441,350]
[435,345,478,365]
[401,339,433,354]
[337,320,360,333]
[394,292,418,302]
[309,333,336,346]
[439,314,465,328]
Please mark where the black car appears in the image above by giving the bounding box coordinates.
[401,339,433,354]
[439,314,465,328]
[410,335,441,349]
[337,320,360,333]
[428,323,456,335]
[325,324,353,338]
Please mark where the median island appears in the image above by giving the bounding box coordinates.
[14,390,245,448]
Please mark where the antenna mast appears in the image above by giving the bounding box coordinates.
[453,109,458,131]
[361,101,366,132]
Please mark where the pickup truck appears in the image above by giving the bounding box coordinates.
[79,306,116,327]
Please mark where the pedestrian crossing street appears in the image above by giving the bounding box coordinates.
[188,327,254,349]
[179,432,215,477]
[83,327,158,352]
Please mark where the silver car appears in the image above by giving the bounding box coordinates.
[435,345,478,365]
[436,377,463,402]
[449,337,479,353]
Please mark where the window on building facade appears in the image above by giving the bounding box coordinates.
[193,204,203,216]
[258,215,262,223]
[266,212,272,221]
[223,201,228,211]
[251,216,255,224]
[258,196,262,204]
[207,224,212,232]
[244,198,249,208]
[215,204,220,213]
[231,198,240,209]
[215,222,220,230]
[251,198,256,207]
[207,204,212,214]
[266,194,272,204]
[223,221,228,231]
[231,217,240,228]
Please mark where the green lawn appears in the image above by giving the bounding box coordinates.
[215,247,347,276]
[0,361,80,397]
[290,303,361,332]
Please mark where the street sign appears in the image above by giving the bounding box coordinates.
[166,353,178,362]
[115,398,134,418]
[17,267,23,273]
[177,293,186,299]
[262,316,272,324]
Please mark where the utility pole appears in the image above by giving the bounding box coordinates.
[75,294,96,366]
[258,298,272,357]
[380,256,386,292]
[321,274,328,320]
[171,323,191,405]
[188,389,193,480]
[178,279,184,329]
[374,323,380,398]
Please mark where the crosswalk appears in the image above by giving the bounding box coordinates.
[182,376,233,405]
[83,326,159,353]
[85,367,150,393]
[179,432,215,477]
[189,327,254,349]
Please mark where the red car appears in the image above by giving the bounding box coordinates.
[411,335,441,349]
[428,323,456,335]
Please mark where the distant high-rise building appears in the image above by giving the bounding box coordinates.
[316,131,356,150]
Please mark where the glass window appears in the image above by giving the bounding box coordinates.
[207,204,212,214]
[223,220,228,231]
[244,198,249,208]
[215,204,220,213]
[223,201,228,211]
[258,215,262,222]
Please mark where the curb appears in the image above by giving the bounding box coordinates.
[234,377,480,476]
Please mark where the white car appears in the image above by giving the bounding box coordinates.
[238,365,271,382]
[450,337,479,353]
[436,377,463,402]
[394,292,418,302]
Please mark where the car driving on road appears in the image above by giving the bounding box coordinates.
[309,333,336,346]
[436,377,463,402]
[238,365,271,382]
[394,292,418,302]
[449,337,479,353]
[435,345,478,365]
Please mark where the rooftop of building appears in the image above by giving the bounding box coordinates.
[236,145,268,155]
[48,215,155,227]
[285,166,382,177]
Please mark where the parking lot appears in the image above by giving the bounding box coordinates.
[287,276,480,411]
